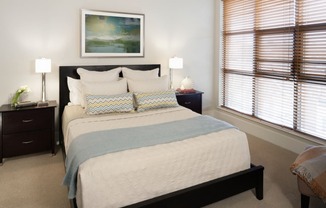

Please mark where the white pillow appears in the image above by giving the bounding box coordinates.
[67,77,83,105]
[81,78,128,107]
[127,75,169,93]
[121,67,159,80]
[77,67,121,82]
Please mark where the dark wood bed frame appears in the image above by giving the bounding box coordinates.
[59,64,264,208]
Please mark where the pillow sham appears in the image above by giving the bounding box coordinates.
[77,67,121,82]
[121,67,159,80]
[127,75,169,93]
[81,78,128,107]
[134,90,179,112]
[67,77,83,105]
[85,93,134,115]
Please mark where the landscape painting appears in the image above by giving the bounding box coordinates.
[81,10,144,57]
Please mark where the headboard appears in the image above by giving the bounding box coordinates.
[59,64,161,144]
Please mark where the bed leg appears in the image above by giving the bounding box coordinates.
[255,183,263,200]
[255,166,264,200]
[70,198,77,208]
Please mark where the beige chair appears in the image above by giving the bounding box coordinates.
[292,146,326,208]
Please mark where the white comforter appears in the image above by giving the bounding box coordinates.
[62,106,250,208]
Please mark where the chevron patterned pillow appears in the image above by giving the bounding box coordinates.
[85,93,134,115]
[134,90,179,112]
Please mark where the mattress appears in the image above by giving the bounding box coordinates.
[62,105,251,208]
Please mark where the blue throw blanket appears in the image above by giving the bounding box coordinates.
[63,115,234,199]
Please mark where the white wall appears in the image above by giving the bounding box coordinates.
[0,0,215,111]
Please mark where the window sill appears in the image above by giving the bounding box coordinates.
[214,106,326,151]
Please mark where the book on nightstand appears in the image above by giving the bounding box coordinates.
[15,101,37,108]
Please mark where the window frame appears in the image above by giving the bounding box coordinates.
[219,0,326,143]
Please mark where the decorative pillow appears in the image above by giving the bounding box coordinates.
[121,67,159,80]
[85,93,134,115]
[128,75,169,93]
[77,67,121,82]
[134,90,179,112]
[67,77,83,105]
[81,78,128,107]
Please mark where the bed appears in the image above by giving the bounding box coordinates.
[59,64,264,208]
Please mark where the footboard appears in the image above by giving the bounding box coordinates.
[70,164,264,208]
[126,164,264,208]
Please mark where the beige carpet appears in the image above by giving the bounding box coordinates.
[0,135,324,208]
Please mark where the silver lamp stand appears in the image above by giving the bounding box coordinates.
[38,72,48,106]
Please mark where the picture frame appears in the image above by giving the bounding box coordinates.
[81,9,144,57]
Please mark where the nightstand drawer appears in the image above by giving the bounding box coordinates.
[2,108,52,134]
[2,129,51,157]
[178,97,199,109]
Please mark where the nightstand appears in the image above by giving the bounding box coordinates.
[0,101,57,163]
[176,91,203,114]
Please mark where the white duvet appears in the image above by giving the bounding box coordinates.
[62,106,250,208]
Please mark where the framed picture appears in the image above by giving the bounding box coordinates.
[81,9,144,57]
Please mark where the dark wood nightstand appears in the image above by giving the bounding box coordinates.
[176,91,203,114]
[0,101,57,163]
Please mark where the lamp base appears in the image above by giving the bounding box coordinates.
[37,101,49,107]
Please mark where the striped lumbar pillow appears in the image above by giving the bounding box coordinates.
[85,93,134,115]
[134,90,179,112]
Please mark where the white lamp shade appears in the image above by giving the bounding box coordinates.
[35,58,51,73]
[169,57,183,69]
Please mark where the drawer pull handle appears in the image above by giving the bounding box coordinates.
[22,140,34,144]
[22,119,33,123]
[185,102,192,105]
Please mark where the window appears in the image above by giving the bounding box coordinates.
[222,0,326,140]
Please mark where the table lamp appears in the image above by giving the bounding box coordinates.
[35,58,51,106]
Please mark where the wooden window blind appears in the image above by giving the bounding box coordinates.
[222,0,326,140]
